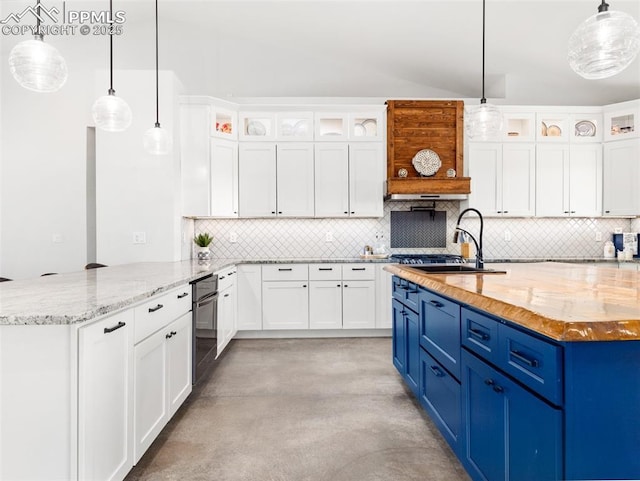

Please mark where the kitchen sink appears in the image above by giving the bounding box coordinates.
[408,264,507,274]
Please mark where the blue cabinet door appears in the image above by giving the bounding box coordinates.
[405,307,420,395]
[419,348,461,454]
[463,350,562,481]
[392,298,406,375]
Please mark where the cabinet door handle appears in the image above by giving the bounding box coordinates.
[165,332,173,339]
[503,211,509,214]
[429,365,444,377]
[493,385,504,394]
[319,268,333,271]
[469,328,490,341]
[302,284,307,288]
[484,378,495,386]
[350,211,355,214]
[351,268,366,271]
[171,331,177,336]
[177,292,189,299]
[224,293,230,298]
[429,300,444,308]
[278,211,283,214]
[219,275,226,280]
[227,271,234,276]
[344,284,348,288]
[148,304,164,313]
[337,284,341,287]
[605,210,611,213]
[509,349,539,368]
[104,321,126,334]
[278,268,292,271]
[344,211,349,214]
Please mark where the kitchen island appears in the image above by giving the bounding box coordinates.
[386,262,640,481]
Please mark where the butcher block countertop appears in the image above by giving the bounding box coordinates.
[385,262,640,342]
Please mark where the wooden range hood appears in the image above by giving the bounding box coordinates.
[386,100,470,198]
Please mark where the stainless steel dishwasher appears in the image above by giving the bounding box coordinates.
[191,273,218,384]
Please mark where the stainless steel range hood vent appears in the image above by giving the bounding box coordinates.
[387,193,468,201]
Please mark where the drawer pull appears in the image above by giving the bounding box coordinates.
[148,304,164,313]
[344,284,348,288]
[429,365,444,377]
[219,276,226,280]
[104,321,126,334]
[319,268,333,271]
[337,284,341,287]
[177,292,189,299]
[351,268,366,271]
[484,378,495,386]
[302,284,307,288]
[278,268,293,271]
[469,328,490,341]
[509,350,539,368]
[493,385,504,394]
[429,300,444,308]
[227,271,234,276]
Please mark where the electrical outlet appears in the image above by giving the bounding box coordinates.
[325,232,334,242]
[133,232,146,244]
[615,227,623,234]
[504,230,512,242]
[52,233,63,243]
[229,233,238,243]
[595,231,603,241]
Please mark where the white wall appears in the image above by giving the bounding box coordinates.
[0,65,91,279]
[96,70,184,266]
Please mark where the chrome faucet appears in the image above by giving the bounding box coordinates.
[453,208,484,269]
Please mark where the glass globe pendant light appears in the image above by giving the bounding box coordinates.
[144,0,172,155]
[466,0,502,141]
[8,0,67,92]
[92,0,132,131]
[568,1,640,80]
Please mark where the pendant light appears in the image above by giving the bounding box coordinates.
[143,0,172,155]
[466,0,502,141]
[92,0,132,132]
[568,0,640,80]
[8,0,67,92]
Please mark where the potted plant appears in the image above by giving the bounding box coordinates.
[194,233,213,261]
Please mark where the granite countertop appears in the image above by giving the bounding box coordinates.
[0,257,390,326]
[385,262,640,342]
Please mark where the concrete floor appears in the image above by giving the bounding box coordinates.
[125,338,471,481]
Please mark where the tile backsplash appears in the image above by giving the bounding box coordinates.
[192,201,635,260]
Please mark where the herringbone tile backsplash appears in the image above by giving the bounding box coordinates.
[192,201,634,260]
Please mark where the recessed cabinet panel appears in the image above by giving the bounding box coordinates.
[314,143,350,217]
[276,144,315,217]
[602,139,639,216]
[238,143,277,217]
[210,139,239,218]
[309,280,343,329]
[348,143,384,217]
[468,143,501,216]
[568,144,602,217]
[180,104,211,217]
[536,144,568,217]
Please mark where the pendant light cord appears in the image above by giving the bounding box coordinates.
[481,0,487,104]
[155,0,160,127]
[108,0,114,94]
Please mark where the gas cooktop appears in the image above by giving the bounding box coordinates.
[389,254,465,264]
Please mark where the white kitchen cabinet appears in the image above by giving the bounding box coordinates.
[276,143,315,217]
[237,264,263,330]
[536,144,602,217]
[217,266,238,356]
[238,143,277,217]
[263,282,309,329]
[349,112,384,141]
[314,143,350,217]
[133,312,192,462]
[315,112,349,141]
[603,139,640,216]
[78,310,133,481]
[239,112,276,141]
[603,100,639,142]
[276,112,314,141]
[262,265,310,330]
[309,280,343,329]
[348,143,384,217]
[502,110,536,142]
[536,112,570,143]
[210,139,239,217]
[468,143,535,217]
[342,280,376,329]
[181,103,211,217]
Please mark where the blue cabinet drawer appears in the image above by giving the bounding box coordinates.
[420,289,461,380]
[420,348,461,454]
[461,307,499,365]
[391,276,419,312]
[498,323,563,406]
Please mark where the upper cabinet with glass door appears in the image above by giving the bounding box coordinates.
[502,111,535,142]
[315,112,349,141]
[212,106,238,141]
[604,99,639,142]
[569,111,602,143]
[349,112,384,141]
[238,112,276,141]
[536,112,570,142]
[276,112,314,141]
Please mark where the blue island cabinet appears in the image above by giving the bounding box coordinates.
[392,298,420,396]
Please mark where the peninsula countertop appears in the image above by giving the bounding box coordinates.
[0,257,390,326]
[385,262,640,342]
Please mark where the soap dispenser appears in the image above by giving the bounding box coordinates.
[603,241,615,259]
